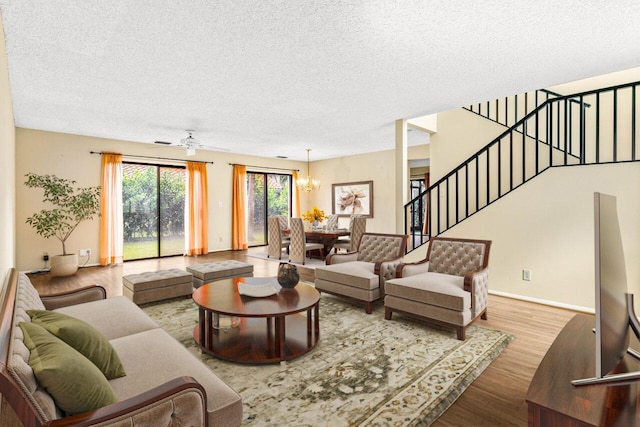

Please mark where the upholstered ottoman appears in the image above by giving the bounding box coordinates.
[122,269,193,304]
[186,260,254,288]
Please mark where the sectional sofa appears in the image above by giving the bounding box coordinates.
[0,268,242,427]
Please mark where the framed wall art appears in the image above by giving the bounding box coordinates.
[332,180,373,218]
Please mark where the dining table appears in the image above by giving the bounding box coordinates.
[304,228,350,258]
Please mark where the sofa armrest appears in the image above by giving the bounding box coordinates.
[325,252,358,265]
[374,256,404,282]
[464,268,489,316]
[41,285,107,310]
[395,259,430,278]
[48,376,207,427]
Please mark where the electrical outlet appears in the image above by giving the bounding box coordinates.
[80,248,89,257]
[522,269,532,281]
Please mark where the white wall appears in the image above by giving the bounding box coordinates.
[442,162,640,310]
[309,149,399,233]
[0,13,16,286]
[15,128,412,271]
[15,128,308,271]
[427,72,640,310]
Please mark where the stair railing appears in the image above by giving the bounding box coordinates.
[406,80,640,252]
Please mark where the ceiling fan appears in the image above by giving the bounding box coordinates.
[154,130,228,156]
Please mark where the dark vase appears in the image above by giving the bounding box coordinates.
[277,262,299,288]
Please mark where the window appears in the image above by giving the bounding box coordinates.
[410,178,427,232]
[122,163,186,260]
[246,172,291,246]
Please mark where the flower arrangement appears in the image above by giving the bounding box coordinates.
[302,206,328,223]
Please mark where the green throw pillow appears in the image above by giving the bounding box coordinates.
[19,322,118,415]
[27,309,126,379]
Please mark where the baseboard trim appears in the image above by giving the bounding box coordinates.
[489,289,594,314]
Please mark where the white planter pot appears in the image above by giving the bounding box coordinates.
[50,254,78,277]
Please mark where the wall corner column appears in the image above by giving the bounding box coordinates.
[395,119,408,234]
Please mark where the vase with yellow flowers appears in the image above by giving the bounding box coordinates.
[302,206,328,228]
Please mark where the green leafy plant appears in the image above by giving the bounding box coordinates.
[25,173,101,255]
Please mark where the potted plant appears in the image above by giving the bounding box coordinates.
[25,173,101,276]
[302,206,328,228]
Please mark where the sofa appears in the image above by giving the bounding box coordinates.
[0,268,242,427]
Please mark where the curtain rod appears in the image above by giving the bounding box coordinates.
[90,151,214,164]
[229,163,299,172]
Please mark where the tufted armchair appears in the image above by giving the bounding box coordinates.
[384,237,491,340]
[315,232,408,314]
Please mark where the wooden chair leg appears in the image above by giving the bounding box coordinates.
[481,310,488,320]
[384,308,392,320]
[456,326,466,340]
[365,302,372,314]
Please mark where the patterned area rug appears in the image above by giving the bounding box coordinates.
[142,291,513,426]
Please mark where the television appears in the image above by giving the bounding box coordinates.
[572,192,640,386]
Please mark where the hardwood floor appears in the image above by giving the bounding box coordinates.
[26,250,580,427]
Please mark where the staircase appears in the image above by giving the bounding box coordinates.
[405,80,640,252]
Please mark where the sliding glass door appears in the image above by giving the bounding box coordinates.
[122,163,186,260]
[247,172,291,246]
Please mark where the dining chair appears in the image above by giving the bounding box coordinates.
[325,214,339,230]
[289,218,324,264]
[334,216,366,252]
[267,216,290,259]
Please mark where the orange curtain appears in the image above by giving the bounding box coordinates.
[99,153,123,266]
[292,170,301,217]
[232,165,247,250]
[185,161,209,256]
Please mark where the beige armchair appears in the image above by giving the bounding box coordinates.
[384,237,491,340]
[315,232,408,314]
[289,218,324,264]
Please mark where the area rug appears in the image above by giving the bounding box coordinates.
[142,291,513,426]
[246,250,327,269]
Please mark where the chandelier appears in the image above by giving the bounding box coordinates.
[297,148,320,192]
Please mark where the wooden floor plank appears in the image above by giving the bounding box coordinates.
[26,250,580,427]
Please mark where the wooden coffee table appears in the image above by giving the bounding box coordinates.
[192,277,320,364]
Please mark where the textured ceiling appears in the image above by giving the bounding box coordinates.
[2,1,640,161]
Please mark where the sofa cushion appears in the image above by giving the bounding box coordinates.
[315,261,378,290]
[28,309,126,379]
[384,294,472,326]
[385,272,470,311]
[8,273,58,421]
[428,240,486,277]
[54,296,158,340]
[109,328,243,427]
[187,260,254,282]
[356,234,405,263]
[19,322,118,415]
[122,269,193,292]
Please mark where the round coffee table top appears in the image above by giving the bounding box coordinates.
[192,277,320,317]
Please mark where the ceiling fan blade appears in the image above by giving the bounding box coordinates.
[154,140,173,145]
